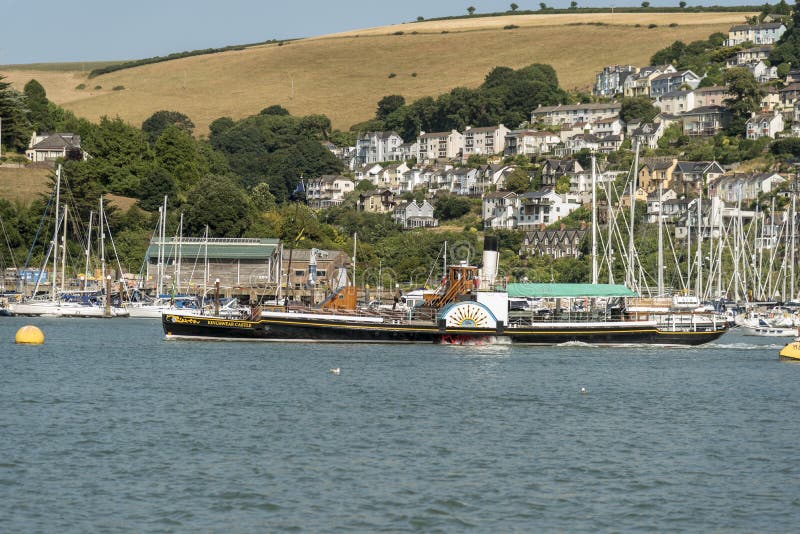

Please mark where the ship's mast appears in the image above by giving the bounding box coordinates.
[626,142,639,289]
[591,153,598,285]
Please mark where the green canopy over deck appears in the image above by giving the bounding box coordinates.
[506,283,638,298]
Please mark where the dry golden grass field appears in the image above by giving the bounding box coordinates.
[1,12,753,136]
[0,166,53,204]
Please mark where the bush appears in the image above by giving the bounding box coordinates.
[648,23,658,28]
[94,85,102,90]
[411,72,418,77]
[112,85,125,91]
[504,24,519,29]
[388,73,397,78]
[75,83,86,90]
[393,31,404,35]
[669,22,678,27]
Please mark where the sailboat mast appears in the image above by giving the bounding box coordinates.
[51,165,62,300]
[84,211,93,291]
[626,142,639,288]
[696,190,703,298]
[591,153,598,285]
[789,183,797,300]
[607,176,614,284]
[657,177,664,295]
[99,196,106,284]
[60,205,68,295]
[177,212,183,293]
[203,225,209,306]
[352,232,357,288]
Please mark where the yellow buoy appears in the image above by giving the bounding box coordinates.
[15,325,44,345]
[779,340,800,361]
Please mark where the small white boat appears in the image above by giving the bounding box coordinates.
[741,319,797,337]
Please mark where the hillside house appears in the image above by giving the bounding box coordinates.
[531,103,621,126]
[673,160,725,194]
[655,90,695,115]
[477,164,517,191]
[646,188,679,223]
[726,45,773,67]
[482,191,519,229]
[631,122,665,150]
[521,228,588,259]
[682,106,732,136]
[358,189,396,213]
[541,159,584,188]
[639,158,677,192]
[463,124,509,158]
[393,200,438,229]
[746,110,785,139]
[590,116,626,137]
[306,175,355,208]
[649,70,702,98]
[517,188,582,229]
[623,64,676,97]
[353,163,383,184]
[593,65,638,97]
[504,130,561,156]
[417,130,464,162]
[709,173,786,203]
[745,60,778,83]
[356,131,404,164]
[724,22,786,46]
[25,132,85,163]
[693,86,730,108]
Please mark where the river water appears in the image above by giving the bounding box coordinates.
[1,317,799,532]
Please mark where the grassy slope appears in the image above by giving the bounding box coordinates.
[0,12,752,137]
[0,167,52,203]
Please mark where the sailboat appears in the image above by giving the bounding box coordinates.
[12,167,129,318]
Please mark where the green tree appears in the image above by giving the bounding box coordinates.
[770,2,800,65]
[376,95,406,120]
[0,75,30,152]
[504,168,531,193]
[141,110,195,145]
[467,6,476,15]
[679,1,686,7]
[434,195,473,220]
[23,79,49,131]
[723,67,764,135]
[555,175,570,194]
[184,174,253,237]
[510,3,519,11]
[250,182,277,212]
[153,125,201,194]
[539,3,547,10]
[260,105,290,116]
[620,96,658,123]
[138,166,178,211]
[641,1,650,7]
[570,1,578,8]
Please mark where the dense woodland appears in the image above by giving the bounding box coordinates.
[3,6,800,288]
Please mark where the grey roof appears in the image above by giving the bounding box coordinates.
[730,22,785,31]
[32,133,81,150]
[146,238,280,261]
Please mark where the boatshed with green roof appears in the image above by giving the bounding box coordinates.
[144,237,282,290]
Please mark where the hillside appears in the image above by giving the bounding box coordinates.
[1,12,753,135]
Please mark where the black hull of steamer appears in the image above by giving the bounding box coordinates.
[162,313,727,345]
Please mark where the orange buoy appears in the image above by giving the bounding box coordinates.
[15,325,44,345]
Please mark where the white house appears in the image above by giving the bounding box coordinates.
[393,200,438,229]
[306,175,355,208]
[25,132,85,162]
[724,22,786,47]
[531,103,621,126]
[656,90,696,115]
[482,191,520,229]
[709,173,786,203]
[623,64,676,98]
[504,130,561,156]
[649,70,702,98]
[356,131,404,164]
[746,110,785,139]
[594,65,638,97]
[463,124,509,158]
[631,122,665,149]
[517,188,582,229]
[417,130,465,162]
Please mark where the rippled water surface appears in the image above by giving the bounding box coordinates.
[1,317,799,532]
